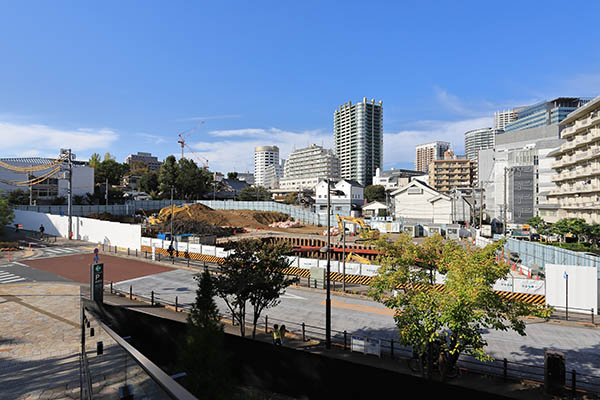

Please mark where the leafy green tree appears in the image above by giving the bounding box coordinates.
[88,153,101,169]
[95,159,129,185]
[139,171,159,194]
[158,155,178,196]
[103,152,115,161]
[6,189,29,205]
[215,239,297,338]
[550,218,589,243]
[369,235,551,379]
[238,186,270,201]
[175,158,204,200]
[527,216,549,235]
[179,269,232,400]
[0,192,15,228]
[283,192,298,205]
[364,185,386,203]
[227,172,238,180]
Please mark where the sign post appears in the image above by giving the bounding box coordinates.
[90,263,104,303]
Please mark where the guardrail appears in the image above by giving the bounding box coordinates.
[106,284,600,394]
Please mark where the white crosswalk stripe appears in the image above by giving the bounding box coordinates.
[0,271,26,284]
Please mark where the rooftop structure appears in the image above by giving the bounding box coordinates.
[504,97,591,133]
[125,152,162,171]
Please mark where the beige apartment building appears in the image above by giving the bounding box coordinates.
[428,151,473,194]
[415,141,450,173]
[546,96,600,224]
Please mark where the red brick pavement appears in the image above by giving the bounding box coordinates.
[23,254,173,284]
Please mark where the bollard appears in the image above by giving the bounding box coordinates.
[110,281,113,294]
[129,285,132,300]
[128,248,130,256]
[302,323,306,342]
[503,358,508,381]
[591,308,595,325]
[158,252,161,262]
[96,341,103,355]
[333,280,336,291]
[391,339,394,359]
[175,296,178,312]
[102,243,104,251]
[343,330,347,350]
[136,249,138,257]
[172,256,174,265]
[115,246,117,254]
[572,370,577,395]
[90,327,94,337]
[187,258,190,268]
[145,251,147,259]
[265,316,268,333]
[151,291,154,306]
[307,277,310,287]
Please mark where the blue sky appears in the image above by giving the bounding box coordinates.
[1,1,600,172]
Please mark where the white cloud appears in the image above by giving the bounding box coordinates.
[0,121,119,160]
[177,114,242,122]
[136,132,167,144]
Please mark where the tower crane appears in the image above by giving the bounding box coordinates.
[177,121,205,160]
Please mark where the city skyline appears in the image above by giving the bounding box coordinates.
[1,2,600,172]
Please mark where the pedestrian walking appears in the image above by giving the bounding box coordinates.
[272,324,281,346]
[279,324,287,345]
[39,224,45,240]
[167,242,175,260]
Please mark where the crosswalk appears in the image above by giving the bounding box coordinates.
[0,270,26,284]
[29,247,88,259]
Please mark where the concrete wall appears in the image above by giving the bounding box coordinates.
[12,210,141,250]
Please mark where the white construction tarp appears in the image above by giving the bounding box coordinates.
[546,263,598,311]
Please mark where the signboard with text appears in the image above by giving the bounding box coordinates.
[90,263,104,303]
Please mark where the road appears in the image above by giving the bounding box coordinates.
[110,268,600,381]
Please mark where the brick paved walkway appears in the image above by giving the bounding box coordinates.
[0,283,81,400]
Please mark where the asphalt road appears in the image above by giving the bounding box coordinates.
[110,268,600,386]
[0,261,72,285]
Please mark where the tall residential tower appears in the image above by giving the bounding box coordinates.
[415,141,450,173]
[254,146,280,187]
[334,98,383,186]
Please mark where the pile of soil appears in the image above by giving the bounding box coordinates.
[176,204,289,229]
[156,220,235,238]
[87,213,140,224]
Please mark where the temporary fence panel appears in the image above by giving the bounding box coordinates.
[286,256,299,268]
[344,262,361,276]
[151,239,164,249]
[298,258,318,269]
[141,237,152,247]
[176,242,188,252]
[215,247,228,258]
[545,263,598,311]
[513,279,545,295]
[201,245,216,256]
[493,278,514,292]
[362,264,381,277]
[188,244,202,254]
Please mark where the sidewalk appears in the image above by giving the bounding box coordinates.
[0,282,81,400]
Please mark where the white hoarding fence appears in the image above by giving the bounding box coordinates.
[545,263,598,312]
[351,336,380,357]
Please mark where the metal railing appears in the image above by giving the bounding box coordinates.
[106,283,600,394]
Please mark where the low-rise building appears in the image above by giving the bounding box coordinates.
[391,179,470,225]
[314,179,364,218]
[372,168,427,190]
[362,201,388,217]
[0,157,94,202]
[545,96,600,224]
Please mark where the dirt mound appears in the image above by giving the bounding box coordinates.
[178,204,290,229]
[157,220,234,238]
[252,212,288,225]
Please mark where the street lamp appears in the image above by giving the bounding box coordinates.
[324,179,345,350]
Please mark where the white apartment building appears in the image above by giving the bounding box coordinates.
[372,167,427,190]
[334,98,383,186]
[254,146,280,187]
[546,96,600,224]
[314,179,364,218]
[263,160,284,189]
[415,141,450,173]
[278,144,339,191]
[125,152,162,171]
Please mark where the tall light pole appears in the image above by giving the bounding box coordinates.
[326,179,331,349]
[170,187,174,239]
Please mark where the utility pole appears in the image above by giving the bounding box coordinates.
[326,179,331,349]
[342,221,346,293]
[67,149,73,240]
[504,167,508,236]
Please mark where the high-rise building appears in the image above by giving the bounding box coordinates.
[279,144,340,191]
[428,152,473,193]
[546,96,600,224]
[334,97,383,186]
[494,109,520,130]
[504,97,591,133]
[254,146,280,187]
[125,152,162,171]
[415,141,450,173]
[464,128,498,161]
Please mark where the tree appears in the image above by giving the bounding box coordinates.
[179,269,232,399]
[215,239,298,338]
[103,152,115,161]
[369,234,551,379]
[95,159,129,185]
[238,186,270,201]
[550,218,589,243]
[0,192,15,228]
[227,172,238,180]
[283,192,298,205]
[158,155,178,196]
[6,189,29,205]
[88,153,101,169]
[139,171,159,194]
[364,185,386,203]
[527,216,549,235]
[176,158,204,200]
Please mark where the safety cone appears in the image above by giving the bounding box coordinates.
[527,270,531,279]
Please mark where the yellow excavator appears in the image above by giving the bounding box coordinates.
[147,204,193,225]
[344,252,374,264]
[336,215,379,240]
